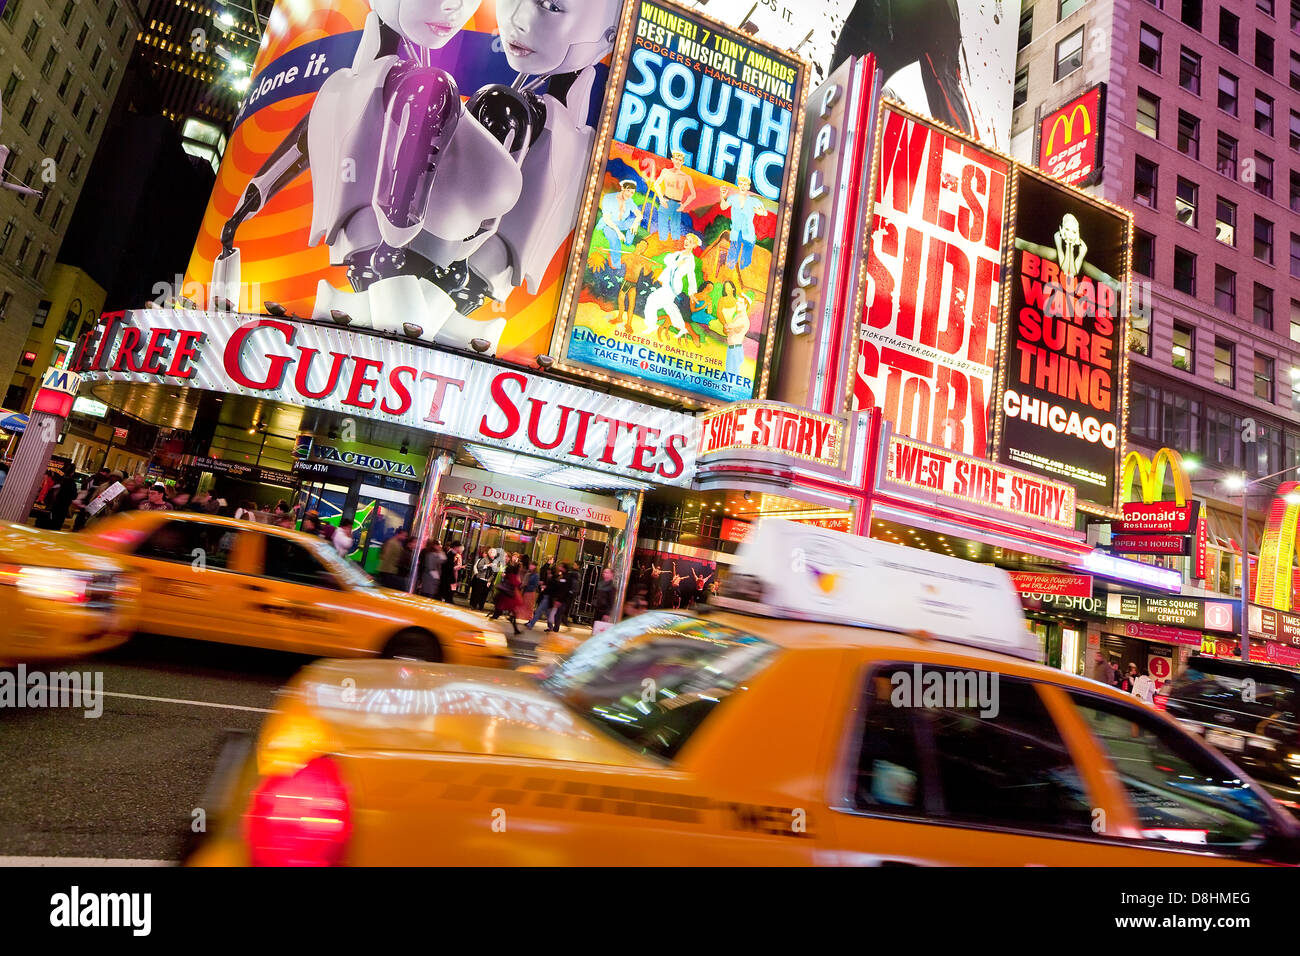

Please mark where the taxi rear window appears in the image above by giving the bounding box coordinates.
[541,611,777,760]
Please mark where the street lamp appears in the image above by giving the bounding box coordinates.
[1220,465,1300,662]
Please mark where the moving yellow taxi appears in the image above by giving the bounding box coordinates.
[80,510,509,665]
[188,521,1300,866]
[0,521,139,665]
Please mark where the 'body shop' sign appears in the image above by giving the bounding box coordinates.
[70,310,699,487]
[853,105,1008,458]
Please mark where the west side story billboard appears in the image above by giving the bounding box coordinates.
[852,104,1008,459]
[554,0,808,405]
[993,167,1132,513]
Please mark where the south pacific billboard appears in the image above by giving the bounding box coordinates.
[554,0,808,405]
[994,167,1131,513]
[183,0,625,371]
[852,104,1009,459]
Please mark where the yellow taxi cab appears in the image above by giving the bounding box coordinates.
[0,521,140,665]
[79,510,509,666]
[187,520,1300,866]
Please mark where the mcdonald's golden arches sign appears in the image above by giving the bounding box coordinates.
[1038,84,1106,187]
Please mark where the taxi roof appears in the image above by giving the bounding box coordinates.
[724,519,1038,661]
[695,606,1134,701]
[90,508,319,541]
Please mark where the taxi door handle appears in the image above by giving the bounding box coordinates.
[244,583,268,593]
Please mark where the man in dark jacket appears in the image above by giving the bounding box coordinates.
[544,563,572,633]
[591,568,616,623]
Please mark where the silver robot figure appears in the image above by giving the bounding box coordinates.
[212,0,621,356]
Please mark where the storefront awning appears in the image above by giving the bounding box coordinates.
[0,409,28,433]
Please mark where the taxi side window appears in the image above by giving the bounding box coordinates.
[260,534,340,589]
[1067,690,1280,850]
[853,667,1093,837]
[135,520,232,570]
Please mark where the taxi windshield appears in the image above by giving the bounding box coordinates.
[541,612,777,760]
[305,535,377,588]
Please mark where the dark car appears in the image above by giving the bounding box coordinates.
[1160,655,1300,814]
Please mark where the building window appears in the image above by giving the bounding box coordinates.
[2,72,18,105]
[37,117,53,150]
[1014,67,1028,109]
[1130,381,1161,441]
[71,90,85,119]
[15,236,30,268]
[1173,324,1195,371]
[1018,8,1034,48]
[1175,177,1198,225]
[1292,300,1300,342]
[1261,0,1276,15]
[1206,407,1242,467]
[1137,89,1159,137]
[1256,355,1276,402]
[89,45,103,73]
[1179,48,1202,93]
[21,21,38,54]
[1173,246,1197,295]
[1131,309,1152,355]
[103,62,115,92]
[1182,0,1203,30]
[1215,265,1237,312]
[32,187,48,219]
[1055,28,1085,80]
[32,247,47,279]
[0,220,12,257]
[1177,110,1199,157]
[1291,171,1300,213]
[76,22,89,49]
[1163,392,1201,453]
[50,199,65,230]
[1218,71,1238,115]
[0,0,19,26]
[1060,0,1087,17]
[1216,197,1237,245]
[1255,153,1274,197]
[1220,9,1240,52]
[1257,92,1275,135]
[1215,340,1236,387]
[1217,132,1238,176]
[19,95,36,131]
[106,3,118,28]
[40,45,56,79]
[1256,282,1275,328]
[1293,0,1300,31]
[1134,157,1158,206]
[56,69,72,100]
[53,136,68,164]
[1256,216,1275,262]
[1292,111,1300,151]
[87,106,101,136]
[1291,51,1300,90]
[68,153,83,183]
[59,0,73,26]
[1257,31,1276,73]
[1139,25,1163,71]
[1134,230,1156,276]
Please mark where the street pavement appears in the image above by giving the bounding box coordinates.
[0,614,594,864]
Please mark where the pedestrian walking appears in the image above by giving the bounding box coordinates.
[377,528,410,589]
[544,563,572,633]
[332,519,356,557]
[420,542,445,598]
[519,558,539,623]
[438,541,464,603]
[488,560,524,634]
[592,567,616,623]
[469,548,495,610]
[1131,664,1157,705]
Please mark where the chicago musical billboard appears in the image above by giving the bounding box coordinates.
[994,167,1131,513]
[183,0,624,371]
[852,104,1008,459]
[554,0,807,405]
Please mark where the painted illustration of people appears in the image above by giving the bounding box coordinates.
[719,176,769,274]
[598,179,644,271]
[718,286,752,381]
[611,238,658,333]
[1014,213,1119,287]
[641,234,700,339]
[653,151,697,241]
[683,280,715,346]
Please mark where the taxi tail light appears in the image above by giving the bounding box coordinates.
[244,756,351,866]
[1153,693,1168,712]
